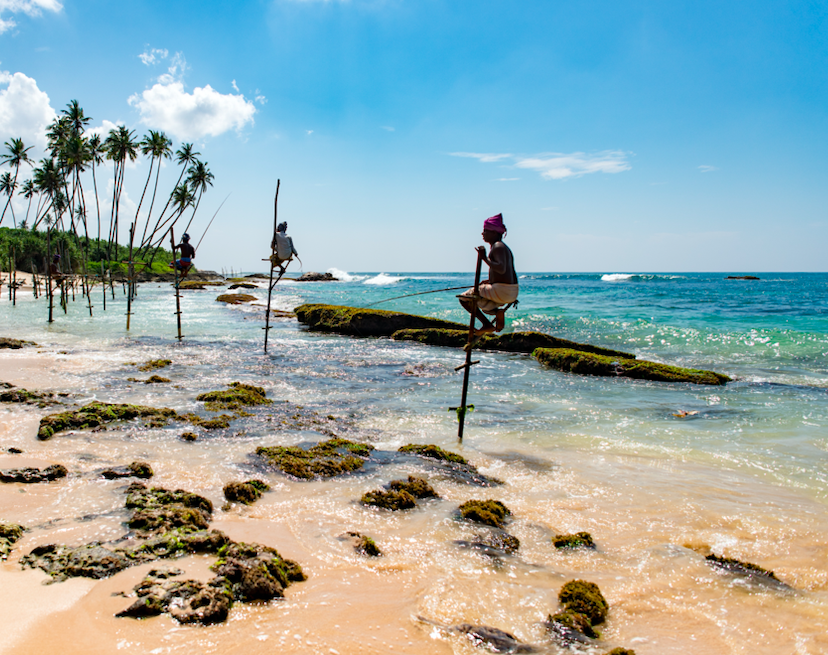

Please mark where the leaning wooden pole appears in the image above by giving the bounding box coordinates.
[46,230,54,324]
[263,179,280,353]
[126,222,135,330]
[170,228,183,341]
[455,250,484,441]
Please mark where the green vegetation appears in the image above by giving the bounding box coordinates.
[361,476,439,510]
[553,532,596,549]
[0,386,60,406]
[558,579,608,625]
[257,437,374,479]
[533,348,731,385]
[0,522,25,559]
[398,443,468,464]
[183,413,234,430]
[294,303,466,337]
[223,480,270,505]
[196,382,272,411]
[138,359,171,372]
[37,401,180,440]
[458,499,511,528]
[705,553,780,581]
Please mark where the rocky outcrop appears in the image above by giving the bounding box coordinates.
[458,500,511,529]
[0,464,67,483]
[223,480,269,505]
[116,574,232,624]
[392,329,635,359]
[398,443,502,486]
[0,522,25,559]
[0,337,37,349]
[295,272,338,282]
[37,402,180,440]
[126,482,213,535]
[257,437,374,480]
[553,532,595,549]
[361,476,439,510]
[294,304,466,337]
[196,382,272,411]
[533,348,730,385]
[0,386,61,406]
[216,293,257,304]
[101,462,154,480]
[340,531,382,557]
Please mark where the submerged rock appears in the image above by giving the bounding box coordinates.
[180,431,198,441]
[392,328,635,359]
[143,375,170,384]
[211,541,306,601]
[0,386,60,406]
[454,529,520,557]
[21,543,132,581]
[553,531,596,549]
[0,337,37,349]
[223,479,269,505]
[216,293,257,304]
[101,461,154,480]
[705,553,789,588]
[228,283,258,290]
[137,359,171,372]
[257,437,374,480]
[398,444,467,464]
[126,482,213,535]
[183,413,234,430]
[398,443,502,487]
[196,382,272,411]
[0,522,25,559]
[604,649,637,655]
[340,531,382,557]
[558,579,608,625]
[37,402,180,440]
[117,576,232,624]
[417,617,537,654]
[458,499,511,529]
[0,464,67,483]
[533,348,731,386]
[361,476,439,510]
[294,303,465,337]
[295,272,338,282]
[545,610,598,644]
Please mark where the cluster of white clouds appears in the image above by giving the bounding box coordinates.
[0,70,55,152]
[0,0,60,34]
[451,150,632,180]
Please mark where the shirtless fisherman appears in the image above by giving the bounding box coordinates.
[170,233,195,273]
[459,213,518,334]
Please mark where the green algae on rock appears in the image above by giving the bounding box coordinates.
[392,328,635,358]
[294,303,466,337]
[398,444,467,465]
[553,531,596,549]
[183,413,234,430]
[196,382,272,411]
[117,574,233,624]
[0,337,37,349]
[533,348,731,385]
[37,402,180,440]
[223,479,270,505]
[362,476,439,510]
[454,530,521,557]
[0,386,61,406]
[546,609,599,642]
[216,293,257,304]
[0,464,67,483]
[256,437,374,480]
[143,375,170,384]
[558,579,608,625]
[705,553,782,582]
[1,522,25,559]
[212,541,306,600]
[341,531,382,557]
[180,431,198,441]
[458,499,511,528]
[126,482,213,535]
[137,359,172,372]
[101,461,154,480]
[604,649,637,655]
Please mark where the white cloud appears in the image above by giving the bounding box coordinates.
[157,52,187,85]
[0,70,55,153]
[698,164,718,173]
[255,94,267,105]
[451,150,632,180]
[0,0,61,34]
[129,81,256,141]
[495,177,519,182]
[231,79,239,92]
[381,125,394,132]
[306,130,313,135]
[139,48,168,66]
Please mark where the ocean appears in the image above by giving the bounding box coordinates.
[1,270,826,654]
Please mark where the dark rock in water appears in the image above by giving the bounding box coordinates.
[21,543,132,581]
[0,522,25,559]
[117,576,232,624]
[398,444,502,487]
[362,475,439,510]
[216,293,257,304]
[393,328,635,359]
[197,382,272,411]
[0,337,37,349]
[553,531,595,549]
[101,461,154,480]
[143,375,170,384]
[604,649,637,655]
[340,531,382,557]
[211,541,306,601]
[180,431,198,442]
[137,359,171,372]
[183,413,234,430]
[458,499,511,529]
[399,443,467,464]
[533,348,731,386]
[228,283,258,290]
[705,553,790,588]
[0,464,67,483]
[7,447,22,454]
[128,529,230,559]
[223,479,269,505]
[544,610,597,644]
[257,437,374,480]
[450,623,537,653]
[726,275,760,280]
[558,579,608,625]
[37,401,180,440]
[125,482,213,535]
[0,387,60,406]
[454,529,520,557]
[295,272,338,282]
[294,303,466,337]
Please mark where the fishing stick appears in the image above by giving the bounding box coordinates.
[195,194,231,251]
[363,285,470,308]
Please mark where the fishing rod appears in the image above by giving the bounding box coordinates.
[195,194,230,251]
[363,285,470,308]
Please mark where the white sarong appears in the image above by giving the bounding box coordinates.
[460,282,519,314]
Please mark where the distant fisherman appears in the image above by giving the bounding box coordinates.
[270,222,299,269]
[459,213,518,334]
[171,233,195,273]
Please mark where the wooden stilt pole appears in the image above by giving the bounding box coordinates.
[31,260,38,299]
[171,228,183,340]
[126,223,134,330]
[454,250,484,442]
[263,180,280,353]
[11,246,16,306]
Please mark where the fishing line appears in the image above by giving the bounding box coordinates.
[195,194,231,251]
[363,285,470,308]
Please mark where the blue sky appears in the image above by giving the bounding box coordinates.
[1,0,826,272]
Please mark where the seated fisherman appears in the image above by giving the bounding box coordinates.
[270,222,299,269]
[459,213,518,334]
[170,233,195,272]
[49,253,64,282]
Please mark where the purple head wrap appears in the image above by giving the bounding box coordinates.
[483,213,506,234]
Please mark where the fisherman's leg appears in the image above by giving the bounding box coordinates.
[475,308,496,334]
[494,309,506,332]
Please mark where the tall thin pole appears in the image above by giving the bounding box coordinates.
[46,230,54,324]
[126,222,134,330]
[263,180,280,353]
[171,228,182,340]
[456,250,484,441]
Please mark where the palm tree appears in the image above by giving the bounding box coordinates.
[0,172,16,227]
[32,158,63,229]
[20,179,35,226]
[0,138,33,227]
[136,130,172,248]
[182,159,214,234]
[103,126,138,290]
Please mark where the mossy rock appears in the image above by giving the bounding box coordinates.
[533,348,730,386]
[388,475,439,499]
[183,413,234,430]
[604,649,636,655]
[117,576,233,624]
[37,402,180,440]
[0,387,60,406]
[559,579,608,625]
[179,279,224,289]
[211,541,306,602]
[21,543,132,581]
[398,444,467,465]
[392,328,635,359]
[101,461,154,480]
[362,476,438,510]
[180,431,198,442]
[546,610,599,641]
[342,531,381,557]
[196,382,272,411]
[256,437,374,480]
[223,480,270,505]
[454,530,520,556]
[705,553,780,581]
[144,375,170,384]
[138,359,171,372]
[216,293,257,304]
[0,522,25,559]
[458,499,510,528]
[0,337,37,349]
[0,464,68,483]
[294,303,466,337]
[553,531,595,549]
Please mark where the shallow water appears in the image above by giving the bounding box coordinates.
[1,272,827,654]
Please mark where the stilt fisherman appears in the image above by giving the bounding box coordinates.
[171,233,195,273]
[459,213,518,334]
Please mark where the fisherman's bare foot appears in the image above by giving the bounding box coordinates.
[494,310,505,332]
[475,325,496,335]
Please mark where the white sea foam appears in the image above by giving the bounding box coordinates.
[326,268,366,282]
[602,273,636,281]
[363,273,405,285]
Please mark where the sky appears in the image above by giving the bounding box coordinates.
[0,0,826,273]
